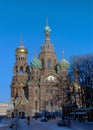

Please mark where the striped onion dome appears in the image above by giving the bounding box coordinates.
[30,58,41,69]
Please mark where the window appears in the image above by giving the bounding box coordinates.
[16,66,18,73]
[47,76,55,81]
[50,101,53,106]
[54,101,57,106]
[46,89,49,93]
[42,59,44,69]
[20,66,23,74]
[44,101,46,109]
[47,59,51,69]
[35,89,38,95]
[46,101,49,106]
[50,77,52,81]
[54,60,56,66]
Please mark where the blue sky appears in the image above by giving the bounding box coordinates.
[0,0,93,103]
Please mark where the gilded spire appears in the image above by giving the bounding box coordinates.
[62,49,64,59]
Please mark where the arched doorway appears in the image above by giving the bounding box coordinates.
[18,111,25,119]
[19,112,21,118]
[22,112,25,119]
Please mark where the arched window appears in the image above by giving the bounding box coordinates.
[35,89,38,95]
[47,59,51,69]
[16,66,18,74]
[54,60,56,66]
[46,88,49,93]
[20,66,23,74]
[50,101,53,107]
[42,59,44,69]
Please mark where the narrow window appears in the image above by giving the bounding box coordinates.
[47,59,51,69]
[20,66,23,74]
[50,101,53,106]
[42,59,44,69]
[35,89,38,95]
[46,88,49,93]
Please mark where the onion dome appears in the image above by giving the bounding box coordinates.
[59,49,69,69]
[44,18,51,33]
[30,58,41,69]
[44,25,51,33]
[16,40,28,55]
[42,18,54,52]
[60,59,69,69]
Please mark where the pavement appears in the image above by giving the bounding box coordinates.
[0,118,13,130]
[16,118,93,130]
[1,117,92,130]
[17,118,70,130]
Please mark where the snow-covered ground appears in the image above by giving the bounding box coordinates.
[17,118,93,130]
[0,120,8,127]
[0,118,13,130]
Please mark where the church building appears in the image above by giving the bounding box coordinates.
[10,20,69,118]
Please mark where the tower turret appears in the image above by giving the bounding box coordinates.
[14,39,28,75]
[60,49,69,70]
[30,50,41,79]
[11,38,28,112]
[57,49,69,77]
[44,18,51,43]
[41,18,54,52]
[39,19,58,70]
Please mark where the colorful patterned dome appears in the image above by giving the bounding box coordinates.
[60,59,69,69]
[44,18,51,33]
[44,25,51,33]
[30,58,41,69]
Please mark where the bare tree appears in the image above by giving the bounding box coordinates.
[69,54,93,108]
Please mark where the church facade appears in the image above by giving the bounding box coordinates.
[10,21,70,118]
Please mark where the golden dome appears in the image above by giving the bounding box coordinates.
[16,45,28,55]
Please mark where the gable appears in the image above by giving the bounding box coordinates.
[40,72,62,83]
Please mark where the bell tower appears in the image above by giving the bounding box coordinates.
[39,19,58,71]
[11,39,28,100]
[14,40,28,75]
